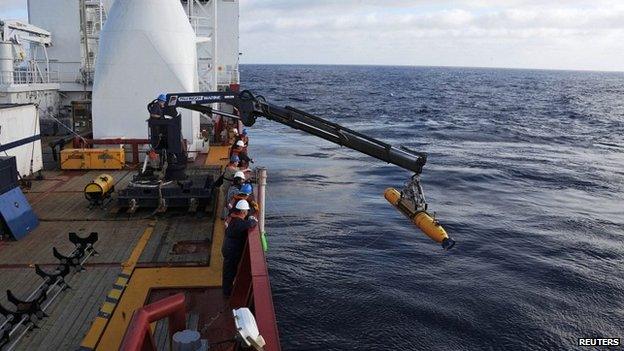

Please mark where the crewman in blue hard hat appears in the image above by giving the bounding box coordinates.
[147,93,177,118]
[225,155,240,176]
[239,129,249,146]
[227,183,258,216]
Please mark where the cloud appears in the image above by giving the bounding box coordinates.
[0,0,27,20]
[239,0,624,71]
[1,0,26,9]
[242,4,624,34]
[1,1,622,71]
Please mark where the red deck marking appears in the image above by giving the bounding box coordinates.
[29,172,83,205]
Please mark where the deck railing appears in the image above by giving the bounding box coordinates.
[0,69,60,85]
[230,168,281,350]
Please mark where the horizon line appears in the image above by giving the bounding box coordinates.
[238,62,624,74]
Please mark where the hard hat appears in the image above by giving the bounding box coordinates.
[235,199,250,211]
[230,155,240,163]
[234,171,245,179]
[242,129,248,135]
[157,93,167,102]
[239,183,253,195]
[236,140,245,147]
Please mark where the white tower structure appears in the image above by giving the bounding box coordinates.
[91,0,201,153]
[183,0,240,91]
[22,0,239,140]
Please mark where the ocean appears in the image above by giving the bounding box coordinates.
[241,65,624,351]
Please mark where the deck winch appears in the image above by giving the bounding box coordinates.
[116,108,214,212]
[158,90,455,249]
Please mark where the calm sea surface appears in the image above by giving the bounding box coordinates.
[241,65,624,351]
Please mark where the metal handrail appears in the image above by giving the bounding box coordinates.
[119,293,187,351]
[228,169,281,350]
[0,69,60,85]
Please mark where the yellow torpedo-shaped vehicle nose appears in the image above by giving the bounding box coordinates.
[384,188,455,250]
[84,174,115,202]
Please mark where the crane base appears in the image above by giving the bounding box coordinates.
[117,173,214,211]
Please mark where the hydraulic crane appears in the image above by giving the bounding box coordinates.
[133,90,455,249]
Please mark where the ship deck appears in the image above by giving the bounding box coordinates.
[0,146,238,351]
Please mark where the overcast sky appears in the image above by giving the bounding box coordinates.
[2,0,624,71]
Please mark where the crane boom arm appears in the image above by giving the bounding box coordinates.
[165,90,427,174]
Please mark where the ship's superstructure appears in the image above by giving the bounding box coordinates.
[1,0,239,137]
[0,20,59,135]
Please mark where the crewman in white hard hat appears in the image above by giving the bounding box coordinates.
[228,127,239,144]
[221,199,257,297]
[234,128,249,147]
[222,170,246,219]
[231,139,253,168]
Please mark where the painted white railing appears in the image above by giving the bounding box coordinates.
[0,69,60,86]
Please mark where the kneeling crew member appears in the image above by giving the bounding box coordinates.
[147,93,178,118]
[222,199,257,297]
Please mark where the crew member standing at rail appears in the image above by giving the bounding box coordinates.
[215,155,240,198]
[231,140,253,169]
[227,183,259,217]
[234,129,249,147]
[228,127,239,144]
[224,155,240,181]
[222,199,257,297]
[222,171,246,219]
[242,129,249,145]
[230,140,245,157]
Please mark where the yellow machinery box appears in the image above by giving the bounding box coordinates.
[60,148,125,170]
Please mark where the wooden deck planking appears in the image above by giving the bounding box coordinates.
[15,267,120,351]
[0,268,43,317]
[54,170,131,192]
[32,192,109,220]
[43,268,119,350]
[31,193,129,222]
[0,223,75,266]
[17,268,109,350]
[24,179,64,194]
[0,220,148,265]
[138,216,214,265]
